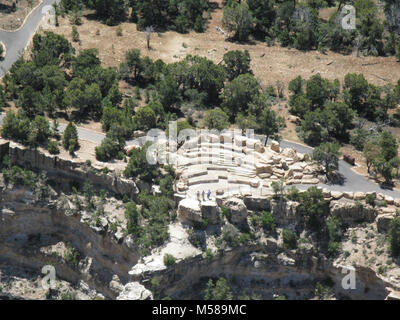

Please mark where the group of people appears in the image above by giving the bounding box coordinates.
[197,190,212,201]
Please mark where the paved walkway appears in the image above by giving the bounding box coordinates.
[0,0,59,78]
[1,113,399,198]
[280,139,400,198]
[2,112,400,197]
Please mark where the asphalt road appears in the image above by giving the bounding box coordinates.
[1,110,399,197]
[278,140,400,197]
[0,0,58,78]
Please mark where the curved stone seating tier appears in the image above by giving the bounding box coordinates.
[187,177,220,186]
[182,170,209,180]
[176,135,318,200]
[181,142,254,155]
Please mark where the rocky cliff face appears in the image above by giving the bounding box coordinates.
[128,242,391,300]
[128,193,400,300]
[0,187,139,299]
[1,139,400,300]
[5,141,141,198]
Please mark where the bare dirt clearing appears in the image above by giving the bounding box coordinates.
[51,9,400,91]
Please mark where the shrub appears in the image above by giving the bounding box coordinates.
[2,165,36,187]
[95,137,123,162]
[125,202,140,236]
[116,26,123,36]
[327,241,341,258]
[61,291,77,300]
[220,207,231,220]
[260,211,276,233]
[193,218,209,231]
[71,26,80,42]
[205,249,215,261]
[163,254,176,266]
[326,216,342,242]
[48,140,60,155]
[222,224,241,247]
[194,15,204,32]
[124,143,159,182]
[296,187,328,231]
[282,229,298,250]
[204,278,233,300]
[222,2,253,42]
[203,108,230,131]
[286,186,300,201]
[63,243,79,265]
[62,122,79,153]
[315,282,332,300]
[366,194,376,207]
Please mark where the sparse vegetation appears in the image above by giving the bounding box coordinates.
[163,254,176,266]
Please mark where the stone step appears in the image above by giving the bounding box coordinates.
[187,177,220,186]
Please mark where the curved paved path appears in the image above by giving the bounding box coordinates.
[279,139,400,198]
[0,0,58,78]
[1,113,399,197]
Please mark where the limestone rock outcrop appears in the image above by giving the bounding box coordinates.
[117,282,153,300]
[200,201,219,224]
[222,197,248,227]
[330,200,376,224]
[178,198,203,224]
[377,214,394,233]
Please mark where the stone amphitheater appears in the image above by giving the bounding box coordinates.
[174,131,324,201]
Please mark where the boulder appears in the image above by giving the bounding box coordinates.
[270,140,280,153]
[255,163,273,175]
[377,193,385,201]
[277,252,295,266]
[222,197,248,227]
[285,169,294,179]
[109,275,124,294]
[125,145,138,156]
[117,282,153,300]
[354,192,366,201]
[178,198,203,224]
[255,142,265,153]
[290,163,304,172]
[302,178,319,184]
[133,130,146,138]
[343,192,354,200]
[322,188,331,198]
[288,115,301,125]
[273,168,285,177]
[331,191,343,200]
[385,196,394,205]
[293,172,303,180]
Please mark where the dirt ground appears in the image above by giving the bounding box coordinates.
[0,0,40,30]
[51,4,400,90]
